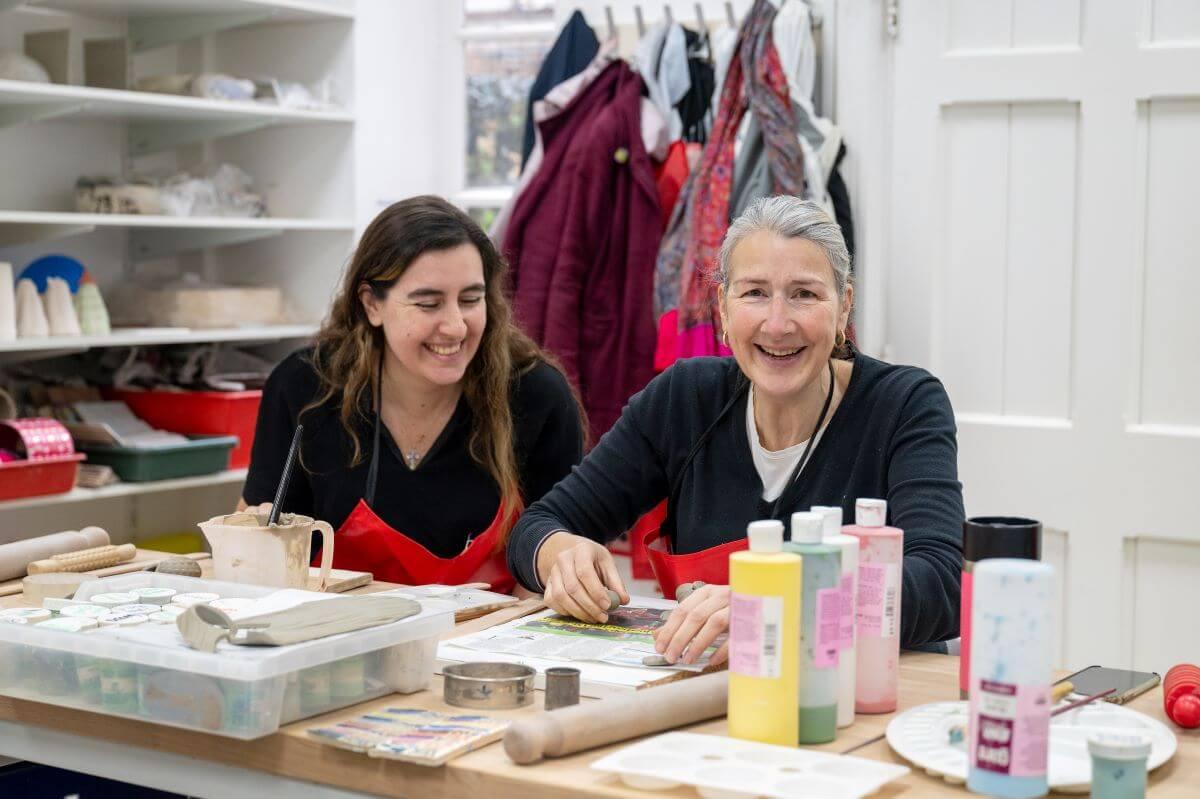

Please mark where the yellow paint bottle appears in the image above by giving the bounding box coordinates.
[728,519,802,747]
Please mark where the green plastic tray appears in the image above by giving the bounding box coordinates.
[78,435,238,482]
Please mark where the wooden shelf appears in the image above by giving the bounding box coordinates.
[0,468,248,510]
[0,211,355,251]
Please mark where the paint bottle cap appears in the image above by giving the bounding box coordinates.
[811,505,843,537]
[1087,732,1152,761]
[747,520,784,553]
[855,498,888,527]
[790,511,824,544]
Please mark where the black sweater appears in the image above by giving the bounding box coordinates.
[507,352,965,646]
[244,350,583,558]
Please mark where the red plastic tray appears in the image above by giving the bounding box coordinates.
[0,453,86,502]
[108,389,261,469]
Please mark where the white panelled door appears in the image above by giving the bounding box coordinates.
[886,0,1200,670]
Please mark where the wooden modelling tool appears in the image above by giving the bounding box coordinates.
[27,543,137,574]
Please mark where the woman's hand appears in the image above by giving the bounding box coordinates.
[652,584,731,666]
[537,532,629,623]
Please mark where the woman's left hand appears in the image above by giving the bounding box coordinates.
[652,584,731,666]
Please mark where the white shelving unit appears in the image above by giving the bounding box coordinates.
[0,468,248,511]
[0,324,319,365]
[0,0,356,536]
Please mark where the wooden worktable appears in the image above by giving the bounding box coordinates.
[1,578,1195,797]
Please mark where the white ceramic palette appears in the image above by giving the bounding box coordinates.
[590,732,909,799]
[885,700,1177,794]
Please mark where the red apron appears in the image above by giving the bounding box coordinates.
[310,375,517,593]
[641,360,835,598]
[317,498,517,593]
[640,500,748,600]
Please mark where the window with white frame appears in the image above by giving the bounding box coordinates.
[457,0,558,230]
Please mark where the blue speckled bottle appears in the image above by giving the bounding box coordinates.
[1088,733,1150,799]
[967,559,1055,798]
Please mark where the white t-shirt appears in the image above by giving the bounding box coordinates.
[747,385,827,502]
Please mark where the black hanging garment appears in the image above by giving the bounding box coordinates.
[520,10,600,169]
[674,27,715,144]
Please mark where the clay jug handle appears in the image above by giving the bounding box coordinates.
[312,521,335,591]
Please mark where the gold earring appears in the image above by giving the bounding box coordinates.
[835,329,846,348]
[721,329,729,347]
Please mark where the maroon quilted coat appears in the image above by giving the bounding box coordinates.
[503,61,662,439]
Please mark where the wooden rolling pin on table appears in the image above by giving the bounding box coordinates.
[0,527,110,581]
[504,671,730,764]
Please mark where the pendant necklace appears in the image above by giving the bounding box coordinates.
[404,448,422,470]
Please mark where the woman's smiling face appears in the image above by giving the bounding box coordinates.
[718,229,851,402]
[360,242,487,389]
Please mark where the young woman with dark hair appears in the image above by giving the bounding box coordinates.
[239,195,584,592]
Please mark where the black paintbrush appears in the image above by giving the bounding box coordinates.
[267,424,303,527]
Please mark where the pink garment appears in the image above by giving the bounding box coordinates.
[654,310,732,373]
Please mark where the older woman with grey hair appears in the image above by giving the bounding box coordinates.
[506,195,964,662]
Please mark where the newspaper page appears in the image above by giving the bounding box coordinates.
[447,600,723,671]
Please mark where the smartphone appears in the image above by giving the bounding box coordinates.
[1056,665,1161,705]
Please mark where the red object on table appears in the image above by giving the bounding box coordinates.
[1164,663,1200,729]
[109,389,260,468]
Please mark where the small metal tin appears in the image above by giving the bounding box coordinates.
[443,662,536,709]
[544,666,581,710]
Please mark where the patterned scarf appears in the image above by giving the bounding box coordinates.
[667,0,805,356]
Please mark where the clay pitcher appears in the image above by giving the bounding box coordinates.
[199,512,334,590]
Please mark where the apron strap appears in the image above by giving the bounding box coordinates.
[662,359,836,544]
[364,347,384,506]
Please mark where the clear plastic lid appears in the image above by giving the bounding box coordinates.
[1087,732,1152,761]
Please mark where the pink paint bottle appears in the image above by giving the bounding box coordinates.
[845,498,903,714]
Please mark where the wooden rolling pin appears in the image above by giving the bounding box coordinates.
[27,543,136,575]
[504,671,728,765]
[0,527,110,581]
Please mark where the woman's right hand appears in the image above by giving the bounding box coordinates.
[537,531,630,623]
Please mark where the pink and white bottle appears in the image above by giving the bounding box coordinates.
[845,498,903,714]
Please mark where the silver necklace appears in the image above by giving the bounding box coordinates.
[404,448,422,470]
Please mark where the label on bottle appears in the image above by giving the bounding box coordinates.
[814,587,840,668]
[838,572,855,651]
[970,679,1051,778]
[729,593,782,679]
[857,563,900,638]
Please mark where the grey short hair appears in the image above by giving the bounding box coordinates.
[716,196,852,300]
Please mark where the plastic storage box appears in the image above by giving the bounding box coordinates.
[77,435,238,482]
[0,453,85,501]
[0,574,453,739]
[108,389,261,469]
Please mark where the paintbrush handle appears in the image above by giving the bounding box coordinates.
[1052,688,1116,717]
[268,424,303,526]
